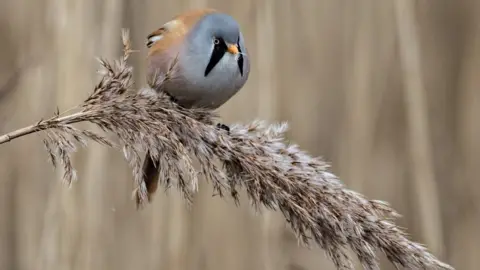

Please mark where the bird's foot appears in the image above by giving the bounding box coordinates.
[165,92,179,104]
[216,123,230,134]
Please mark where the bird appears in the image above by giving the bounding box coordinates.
[139,9,250,204]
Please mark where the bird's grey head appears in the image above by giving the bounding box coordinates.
[174,12,250,108]
[202,13,241,46]
[185,13,248,77]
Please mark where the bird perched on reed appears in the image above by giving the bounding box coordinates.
[141,9,250,203]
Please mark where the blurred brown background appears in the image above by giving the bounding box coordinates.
[0,0,478,269]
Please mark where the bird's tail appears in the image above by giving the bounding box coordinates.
[135,151,160,207]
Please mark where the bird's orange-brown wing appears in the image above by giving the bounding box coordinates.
[146,9,218,56]
[171,8,218,30]
[145,8,218,88]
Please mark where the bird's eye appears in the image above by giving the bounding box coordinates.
[213,38,220,45]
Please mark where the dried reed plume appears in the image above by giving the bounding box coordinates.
[0,30,453,270]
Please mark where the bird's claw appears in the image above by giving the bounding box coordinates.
[216,123,230,134]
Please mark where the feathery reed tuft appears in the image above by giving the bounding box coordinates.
[0,29,453,270]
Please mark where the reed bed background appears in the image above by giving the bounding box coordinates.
[0,0,478,270]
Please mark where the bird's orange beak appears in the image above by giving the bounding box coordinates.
[227,44,239,55]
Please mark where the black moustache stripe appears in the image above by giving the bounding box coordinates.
[237,43,244,76]
[205,40,226,77]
